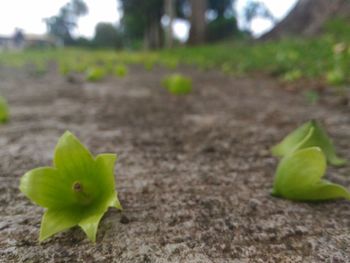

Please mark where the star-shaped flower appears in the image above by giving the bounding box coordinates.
[19,131,122,242]
[272,147,350,201]
[271,120,346,166]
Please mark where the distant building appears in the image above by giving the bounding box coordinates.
[0,31,61,51]
[0,36,15,50]
[24,34,61,48]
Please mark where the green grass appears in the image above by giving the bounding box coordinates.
[160,38,336,79]
[0,35,349,86]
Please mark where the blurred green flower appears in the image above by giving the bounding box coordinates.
[0,96,9,123]
[162,74,192,95]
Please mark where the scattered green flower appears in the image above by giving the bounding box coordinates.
[272,147,350,201]
[271,120,346,166]
[115,64,128,77]
[326,69,345,86]
[19,131,122,242]
[0,96,9,123]
[86,67,106,82]
[282,69,302,82]
[162,74,192,95]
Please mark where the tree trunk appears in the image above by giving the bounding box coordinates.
[165,0,175,48]
[144,19,163,49]
[261,0,350,40]
[188,0,207,45]
[144,3,164,50]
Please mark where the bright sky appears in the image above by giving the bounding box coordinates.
[0,0,298,39]
[0,0,120,37]
[235,0,298,37]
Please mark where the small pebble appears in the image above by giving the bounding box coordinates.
[120,215,130,224]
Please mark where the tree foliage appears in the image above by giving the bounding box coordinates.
[208,0,234,18]
[93,23,122,48]
[243,0,274,32]
[207,17,239,42]
[206,0,239,42]
[118,0,252,47]
[44,0,88,45]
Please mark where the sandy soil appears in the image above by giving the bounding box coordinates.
[1,65,350,262]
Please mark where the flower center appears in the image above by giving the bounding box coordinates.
[72,181,92,205]
[73,181,83,192]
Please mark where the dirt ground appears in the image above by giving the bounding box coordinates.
[1,65,350,263]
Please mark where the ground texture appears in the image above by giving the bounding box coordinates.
[1,65,350,262]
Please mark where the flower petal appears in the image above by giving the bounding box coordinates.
[110,194,123,210]
[299,180,350,201]
[272,147,327,199]
[271,121,312,157]
[94,154,116,191]
[39,208,82,242]
[94,154,122,209]
[271,120,346,166]
[53,131,95,181]
[79,211,105,242]
[273,147,350,201]
[20,167,75,208]
[296,121,346,166]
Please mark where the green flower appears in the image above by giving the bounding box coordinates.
[271,120,346,166]
[272,147,350,201]
[85,67,106,82]
[0,95,9,123]
[19,131,122,242]
[115,64,128,77]
[162,74,193,95]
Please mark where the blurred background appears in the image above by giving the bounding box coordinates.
[0,0,350,109]
[0,0,350,97]
[0,0,299,48]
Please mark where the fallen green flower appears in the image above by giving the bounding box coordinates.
[282,69,302,82]
[19,131,122,242]
[0,96,9,123]
[271,120,346,166]
[85,67,106,82]
[115,64,128,77]
[326,69,345,86]
[162,74,192,95]
[272,147,350,201]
